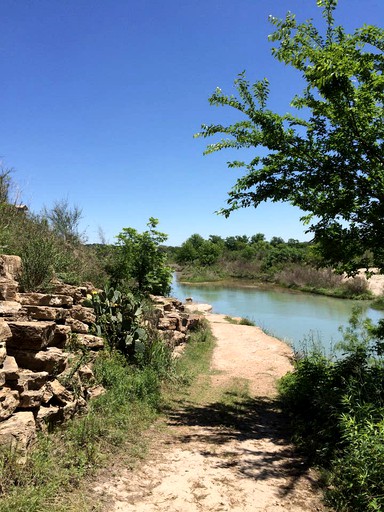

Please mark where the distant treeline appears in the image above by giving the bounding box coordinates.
[165,233,370,299]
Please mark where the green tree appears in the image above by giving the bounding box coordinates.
[115,218,172,296]
[197,0,384,275]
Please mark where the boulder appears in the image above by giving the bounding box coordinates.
[7,321,56,350]
[87,385,106,400]
[157,316,178,330]
[42,379,73,406]
[0,411,36,461]
[77,364,95,384]
[0,341,6,366]
[9,347,67,374]
[18,293,73,307]
[35,405,61,431]
[49,282,92,304]
[0,389,20,421]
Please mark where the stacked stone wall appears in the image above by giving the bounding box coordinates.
[0,255,199,456]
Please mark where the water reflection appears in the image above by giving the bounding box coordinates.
[171,277,384,353]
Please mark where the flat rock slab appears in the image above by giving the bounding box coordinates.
[24,305,68,322]
[18,293,73,307]
[8,347,67,374]
[0,301,22,316]
[184,303,213,314]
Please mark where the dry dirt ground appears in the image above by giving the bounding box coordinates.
[91,313,328,512]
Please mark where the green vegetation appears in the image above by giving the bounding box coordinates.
[278,310,384,511]
[0,168,107,290]
[197,0,384,276]
[172,232,370,299]
[224,315,255,326]
[91,287,148,360]
[0,320,212,512]
[0,348,164,511]
[111,217,172,295]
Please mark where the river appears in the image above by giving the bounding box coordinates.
[171,277,384,353]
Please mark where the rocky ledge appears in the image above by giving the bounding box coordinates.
[0,255,201,459]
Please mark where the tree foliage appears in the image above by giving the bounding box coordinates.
[197,0,384,274]
[115,218,172,296]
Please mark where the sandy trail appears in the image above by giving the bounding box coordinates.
[92,313,327,512]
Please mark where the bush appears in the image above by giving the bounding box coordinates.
[278,311,384,511]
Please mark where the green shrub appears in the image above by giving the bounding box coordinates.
[328,404,384,511]
[278,310,384,510]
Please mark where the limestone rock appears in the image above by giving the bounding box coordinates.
[42,379,73,406]
[184,303,212,314]
[184,314,201,331]
[50,282,91,304]
[2,355,19,381]
[77,334,104,350]
[7,321,56,350]
[0,411,36,459]
[9,347,67,374]
[0,389,20,421]
[77,364,95,384]
[16,370,49,392]
[157,316,178,330]
[19,389,43,409]
[87,385,106,400]
[0,255,22,280]
[49,324,71,348]
[18,293,73,307]
[169,330,186,345]
[0,301,22,317]
[0,319,12,343]
[0,277,18,301]
[36,405,61,431]
[69,305,96,324]
[65,318,89,334]
[0,341,6,366]
[24,305,68,322]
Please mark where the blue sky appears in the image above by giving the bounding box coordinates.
[1,0,383,245]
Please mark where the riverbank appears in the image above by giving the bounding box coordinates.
[176,266,384,300]
[174,280,384,355]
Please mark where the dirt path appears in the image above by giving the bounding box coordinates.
[92,313,327,512]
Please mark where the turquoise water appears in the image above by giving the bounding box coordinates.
[171,277,384,353]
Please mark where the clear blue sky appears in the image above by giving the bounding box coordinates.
[1,0,383,245]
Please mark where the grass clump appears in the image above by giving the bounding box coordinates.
[224,315,255,326]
